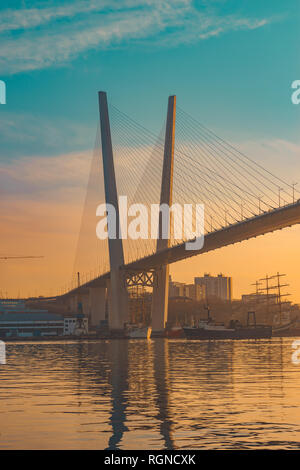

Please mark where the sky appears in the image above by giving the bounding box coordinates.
[0,0,300,300]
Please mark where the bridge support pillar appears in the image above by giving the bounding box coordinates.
[81,293,90,316]
[89,287,106,327]
[105,271,128,331]
[152,265,170,333]
[69,295,77,314]
[106,279,113,320]
[151,95,176,336]
[99,91,129,332]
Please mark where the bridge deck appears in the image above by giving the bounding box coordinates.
[66,201,300,295]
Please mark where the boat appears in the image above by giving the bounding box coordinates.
[165,326,184,338]
[272,316,298,336]
[183,305,272,340]
[252,273,296,337]
[183,319,272,340]
[127,326,152,339]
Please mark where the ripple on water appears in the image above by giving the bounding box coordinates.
[0,338,300,449]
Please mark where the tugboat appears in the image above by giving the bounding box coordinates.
[183,308,272,340]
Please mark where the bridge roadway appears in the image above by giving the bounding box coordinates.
[64,200,300,296]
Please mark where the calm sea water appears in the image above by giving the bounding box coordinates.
[0,338,300,449]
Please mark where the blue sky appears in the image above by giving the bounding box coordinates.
[0,0,299,161]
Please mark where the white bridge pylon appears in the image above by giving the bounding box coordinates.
[97,91,175,333]
[98,91,129,332]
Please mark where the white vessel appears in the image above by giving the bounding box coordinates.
[127,326,152,339]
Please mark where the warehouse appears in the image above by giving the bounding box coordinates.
[0,312,64,338]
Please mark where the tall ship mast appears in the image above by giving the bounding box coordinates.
[248,272,295,335]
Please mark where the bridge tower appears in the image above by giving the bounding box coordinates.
[98,91,129,332]
[151,95,176,335]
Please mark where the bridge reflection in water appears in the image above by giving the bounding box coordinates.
[0,338,299,449]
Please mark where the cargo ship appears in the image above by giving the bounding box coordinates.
[183,320,272,340]
[183,306,272,340]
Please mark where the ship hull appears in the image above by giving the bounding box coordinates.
[165,327,184,338]
[128,327,152,339]
[272,319,297,337]
[183,326,272,340]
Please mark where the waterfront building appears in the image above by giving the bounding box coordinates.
[194,273,232,302]
[0,301,89,337]
[241,293,277,304]
[169,277,206,301]
[0,312,64,338]
[63,316,89,335]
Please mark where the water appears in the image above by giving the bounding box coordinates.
[0,338,300,449]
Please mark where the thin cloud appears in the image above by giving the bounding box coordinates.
[0,0,271,75]
[0,112,94,159]
[0,151,91,203]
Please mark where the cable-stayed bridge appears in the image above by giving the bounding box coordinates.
[58,92,300,335]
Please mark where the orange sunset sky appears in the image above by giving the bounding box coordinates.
[1,0,299,304]
[1,138,300,303]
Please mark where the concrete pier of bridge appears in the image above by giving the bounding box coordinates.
[89,287,106,327]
